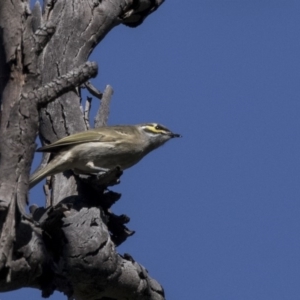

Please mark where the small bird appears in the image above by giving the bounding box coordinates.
[29,123,181,189]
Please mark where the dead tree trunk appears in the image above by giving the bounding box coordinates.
[0,0,165,299]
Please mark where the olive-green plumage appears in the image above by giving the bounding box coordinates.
[29,123,180,189]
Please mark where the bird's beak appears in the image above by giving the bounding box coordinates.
[170,132,182,138]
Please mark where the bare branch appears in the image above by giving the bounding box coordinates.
[121,0,165,27]
[38,205,165,300]
[95,85,114,128]
[83,81,105,128]
[31,61,98,107]
[84,81,103,99]
[83,96,92,129]
[44,176,52,207]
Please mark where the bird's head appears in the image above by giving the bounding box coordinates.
[138,123,181,149]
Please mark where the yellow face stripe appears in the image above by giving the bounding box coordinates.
[144,123,170,134]
[145,126,165,134]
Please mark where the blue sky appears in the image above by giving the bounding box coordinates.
[3,1,300,299]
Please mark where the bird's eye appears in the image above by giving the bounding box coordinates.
[155,125,160,130]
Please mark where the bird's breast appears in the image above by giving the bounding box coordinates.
[70,141,145,170]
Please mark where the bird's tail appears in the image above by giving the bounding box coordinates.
[29,156,62,189]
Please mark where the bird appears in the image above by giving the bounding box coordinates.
[29,123,181,189]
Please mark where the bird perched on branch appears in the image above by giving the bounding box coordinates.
[29,123,181,189]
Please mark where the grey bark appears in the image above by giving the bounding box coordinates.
[0,0,166,299]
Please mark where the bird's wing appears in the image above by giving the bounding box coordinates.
[37,129,118,152]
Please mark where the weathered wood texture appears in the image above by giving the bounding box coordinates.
[0,0,166,299]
